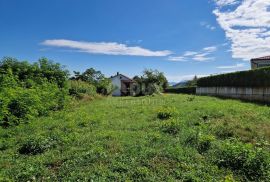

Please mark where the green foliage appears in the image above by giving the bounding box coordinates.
[1,94,270,181]
[165,86,196,94]
[211,140,270,181]
[0,57,69,88]
[133,69,168,96]
[197,134,216,154]
[157,107,176,120]
[160,119,181,135]
[71,68,113,95]
[18,136,59,155]
[68,80,96,98]
[0,57,69,126]
[186,75,198,87]
[96,78,114,96]
[197,66,270,87]
[0,82,68,127]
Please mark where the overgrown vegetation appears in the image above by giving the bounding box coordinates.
[133,69,169,96]
[1,94,269,181]
[197,66,270,87]
[0,57,69,127]
[68,80,96,99]
[0,58,116,127]
[71,68,114,95]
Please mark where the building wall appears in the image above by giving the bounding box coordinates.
[110,75,133,96]
[251,60,270,69]
[196,87,270,103]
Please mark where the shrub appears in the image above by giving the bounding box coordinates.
[96,78,114,96]
[157,107,177,120]
[70,68,114,96]
[0,57,69,126]
[18,136,59,155]
[211,140,270,181]
[160,119,181,135]
[197,66,270,87]
[0,82,68,126]
[197,134,215,154]
[184,132,215,153]
[68,80,96,98]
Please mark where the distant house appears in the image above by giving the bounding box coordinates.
[251,56,270,69]
[110,72,135,96]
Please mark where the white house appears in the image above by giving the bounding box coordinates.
[110,72,135,96]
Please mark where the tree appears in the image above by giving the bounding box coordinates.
[71,68,113,95]
[133,69,169,96]
[186,75,198,87]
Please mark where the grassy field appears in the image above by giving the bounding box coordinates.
[0,94,270,181]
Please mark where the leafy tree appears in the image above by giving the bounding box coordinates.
[0,57,69,88]
[133,69,169,96]
[71,68,113,95]
[186,75,198,87]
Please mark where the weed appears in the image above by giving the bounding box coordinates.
[157,107,177,120]
[160,119,181,135]
[211,140,270,181]
[18,136,59,155]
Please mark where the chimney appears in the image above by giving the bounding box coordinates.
[117,72,119,76]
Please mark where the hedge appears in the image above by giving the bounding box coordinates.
[165,87,196,94]
[197,67,270,87]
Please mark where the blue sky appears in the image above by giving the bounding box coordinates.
[1,0,269,82]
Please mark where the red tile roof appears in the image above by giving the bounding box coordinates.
[251,56,270,61]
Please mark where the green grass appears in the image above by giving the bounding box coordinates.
[1,94,270,181]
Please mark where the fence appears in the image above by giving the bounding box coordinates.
[196,87,270,103]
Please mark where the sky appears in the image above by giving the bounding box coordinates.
[1,0,270,82]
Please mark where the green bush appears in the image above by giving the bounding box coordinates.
[0,57,69,127]
[18,136,59,155]
[184,132,215,153]
[160,119,181,135]
[0,83,68,126]
[197,66,270,87]
[157,107,177,120]
[211,140,270,181]
[68,80,96,98]
[197,134,215,154]
[70,68,114,96]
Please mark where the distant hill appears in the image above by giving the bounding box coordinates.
[171,81,188,88]
[168,82,177,86]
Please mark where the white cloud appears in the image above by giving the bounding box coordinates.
[214,0,239,7]
[213,0,270,60]
[168,46,217,62]
[193,53,214,61]
[184,51,198,56]
[42,39,172,57]
[203,46,217,52]
[167,56,187,62]
[200,21,216,30]
[217,63,245,69]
